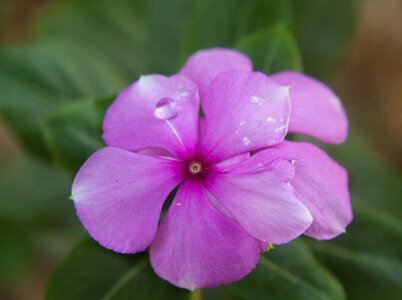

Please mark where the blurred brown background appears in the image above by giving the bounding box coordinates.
[333,0,402,168]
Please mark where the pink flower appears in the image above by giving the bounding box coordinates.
[71,48,352,289]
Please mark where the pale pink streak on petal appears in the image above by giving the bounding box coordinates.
[102,74,200,160]
[204,188,233,219]
[214,152,251,167]
[150,180,260,290]
[179,48,252,98]
[136,148,177,160]
[205,156,313,244]
[264,141,353,240]
[271,71,348,144]
[71,147,184,254]
[199,70,291,163]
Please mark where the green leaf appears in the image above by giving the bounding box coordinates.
[303,184,402,300]
[306,238,402,300]
[235,24,302,74]
[211,240,345,300]
[181,0,243,56]
[290,0,360,79]
[146,0,195,74]
[47,239,345,300]
[304,192,402,300]
[180,0,293,61]
[297,126,402,299]
[0,156,83,282]
[42,96,114,175]
[0,0,146,158]
[0,37,131,158]
[35,0,148,77]
[236,0,293,36]
[45,239,190,300]
[0,223,33,282]
[337,200,402,258]
[0,156,73,226]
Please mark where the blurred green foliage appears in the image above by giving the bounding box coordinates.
[0,0,401,299]
[290,0,360,80]
[297,128,402,299]
[45,239,189,300]
[42,96,112,175]
[0,156,83,283]
[46,239,345,300]
[235,24,302,74]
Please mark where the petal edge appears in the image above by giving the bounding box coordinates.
[271,70,348,144]
[179,48,252,98]
[150,179,260,289]
[72,147,184,253]
[263,141,353,240]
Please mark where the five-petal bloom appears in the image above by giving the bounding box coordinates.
[71,48,352,290]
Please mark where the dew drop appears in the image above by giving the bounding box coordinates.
[154,98,178,120]
[242,137,251,146]
[251,96,260,103]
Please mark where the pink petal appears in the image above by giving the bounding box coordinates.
[200,117,251,165]
[258,241,269,252]
[205,155,313,244]
[271,71,348,144]
[136,148,178,160]
[198,117,206,144]
[265,141,353,240]
[179,48,252,98]
[150,180,260,290]
[215,152,251,167]
[199,70,291,163]
[102,74,200,160]
[71,147,184,254]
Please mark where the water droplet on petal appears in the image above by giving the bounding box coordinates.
[154,98,178,120]
[242,137,251,146]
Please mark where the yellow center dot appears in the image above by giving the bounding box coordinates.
[189,162,202,174]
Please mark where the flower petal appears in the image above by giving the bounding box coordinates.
[215,152,251,167]
[199,70,291,163]
[179,48,252,97]
[102,74,200,160]
[150,180,260,290]
[200,117,251,165]
[136,148,177,160]
[271,71,348,144]
[264,141,353,240]
[205,155,313,244]
[71,147,184,254]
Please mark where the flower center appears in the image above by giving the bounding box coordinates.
[189,161,202,174]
